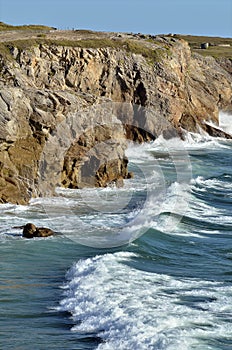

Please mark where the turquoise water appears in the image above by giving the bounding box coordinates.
[1,133,232,349]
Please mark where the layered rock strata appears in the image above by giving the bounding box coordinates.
[0,32,231,204]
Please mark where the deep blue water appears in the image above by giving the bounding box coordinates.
[1,134,232,350]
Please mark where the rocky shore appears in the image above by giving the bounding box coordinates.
[0,28,231,204]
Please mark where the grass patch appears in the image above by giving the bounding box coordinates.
[37,34,46,38]
[121,40,169,62]
[4,39,42,51]
[193,46,232,59]
[74,29,98,35]
[172,34,232,59]
[0,42,12,58]
[0,37,169,64]
[174,34,232,47]
[45,38,119,49]
[0,22,53,32]
[46,38,170,63]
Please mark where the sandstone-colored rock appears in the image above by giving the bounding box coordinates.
[0,33,231,204]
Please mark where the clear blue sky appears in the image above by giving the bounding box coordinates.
[0,0,231,37]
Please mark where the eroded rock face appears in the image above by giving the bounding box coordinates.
[0,35,231,204]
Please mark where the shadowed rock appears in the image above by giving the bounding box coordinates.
[21,223,54,238]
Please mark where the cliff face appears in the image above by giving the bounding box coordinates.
[0,32,232,204]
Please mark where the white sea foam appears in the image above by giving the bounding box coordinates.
[19,136,192,247]
[219,111,232,135]
[57,252,232,350]
[2,123,231,245]
[187,176,232,227]
[192,176,232,191]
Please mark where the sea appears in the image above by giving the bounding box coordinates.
[0,112,232,350]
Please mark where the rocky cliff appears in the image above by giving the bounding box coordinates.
[0,29,231,204]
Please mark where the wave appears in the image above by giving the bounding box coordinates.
[3,149,230,244]
[2,118,231,246]
[192,175,232,191]
[57,252,232,350]
[219,111,232,135]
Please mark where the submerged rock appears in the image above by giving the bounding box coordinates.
[22,223,54,238]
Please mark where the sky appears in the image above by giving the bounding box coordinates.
[0,0,231,37]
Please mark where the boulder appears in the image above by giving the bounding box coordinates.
[22,223,54,238]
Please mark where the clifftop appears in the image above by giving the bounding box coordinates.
[0,25,232,204]
[0,23,231,58]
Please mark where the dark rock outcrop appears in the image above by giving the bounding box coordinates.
[22,223,54,238]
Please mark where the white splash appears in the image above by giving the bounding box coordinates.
[219,111,232,135]
[57,252,232,350]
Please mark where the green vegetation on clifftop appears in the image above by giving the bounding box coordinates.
[0,37,169,64]
[0,23,231,61]
[173,34,232,59]
[0,22,53,32]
